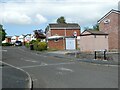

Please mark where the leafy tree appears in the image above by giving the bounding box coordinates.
[0,24,6,41]
[84,26,92,30]
[45,26,49,34]
[84,24,99,31]
[33,29,46,40]
[57,16,66,24]
[93,24,99,31]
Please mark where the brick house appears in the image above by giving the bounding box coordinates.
[2,36,12,43]
[98,9,120,51]
[46,23,81,50]
[80,30,108,52]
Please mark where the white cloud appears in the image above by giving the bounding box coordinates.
[2,11,32,25]
[0,0,119,27]
[35,14,47,24]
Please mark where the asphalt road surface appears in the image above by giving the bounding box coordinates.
[1,62,32,89]
[2,46,118,88]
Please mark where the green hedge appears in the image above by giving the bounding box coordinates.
[33,42,47,51]
[25,43,30,48]
[2,43,13,46]
[29,40,37,44]
[25,40,47,51]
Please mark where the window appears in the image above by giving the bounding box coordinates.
[103,19,110,24]
[54,39,59,42]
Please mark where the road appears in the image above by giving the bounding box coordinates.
[1,62,32,89]
[2,46,118,88]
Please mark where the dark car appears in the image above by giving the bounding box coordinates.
[14,41,22,46]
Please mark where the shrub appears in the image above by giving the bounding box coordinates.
[33,42,47,51]
[2,43,12,46]
[38,42,47,51]
[33,41,39,50]
[29,40,37,44]
[25,43,30,48]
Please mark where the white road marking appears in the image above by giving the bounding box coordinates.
[25,60,38,63]
[20,62,75,69]
[21,58,38,63]
[41,62,48,66]
[57,67,73,72]
[0,50,7,52]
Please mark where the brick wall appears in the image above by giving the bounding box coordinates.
[5,38,11,43]
[99,12,118,50]
[48,39,65,50]
[51,29,80,37]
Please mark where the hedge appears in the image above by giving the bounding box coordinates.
[25,43,30,48]
[33,42,47,51]
[2,43,13,46]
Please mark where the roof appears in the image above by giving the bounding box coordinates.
[47,36,64,40]
[47,35,75,40]
[49,23,80,29]
[12,35,19,37]
[6,36,12,38]
[81,30,108,36]
[98,9,120,23]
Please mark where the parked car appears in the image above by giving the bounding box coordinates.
[14,41,22,46]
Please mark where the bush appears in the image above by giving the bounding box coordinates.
[33,41,38,50]
[29,40,37,44]
[2,43,12,46]
[25,43,30,48]
[38,42,47,51]
[25,39,47,51]
[33,42,47,51]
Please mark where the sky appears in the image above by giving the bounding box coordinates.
[0,0,119,36]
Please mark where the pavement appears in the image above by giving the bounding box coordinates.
[21,46,119,65]
[40,50,119,66]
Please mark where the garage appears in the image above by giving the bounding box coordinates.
[66,38,76,50]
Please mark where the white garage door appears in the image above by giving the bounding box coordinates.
[66,38,76,50]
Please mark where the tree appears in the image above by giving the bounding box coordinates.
[84,26,92,30]
[57,16,66,24]
[84,24,99,31]
[93,24,99,31]
[33,29,46,40]
[45,26,49,34]
[0,24,6,41]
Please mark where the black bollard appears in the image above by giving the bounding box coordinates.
[104,50,106,60]
[30,44,34,50]
[95,51,97,59]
